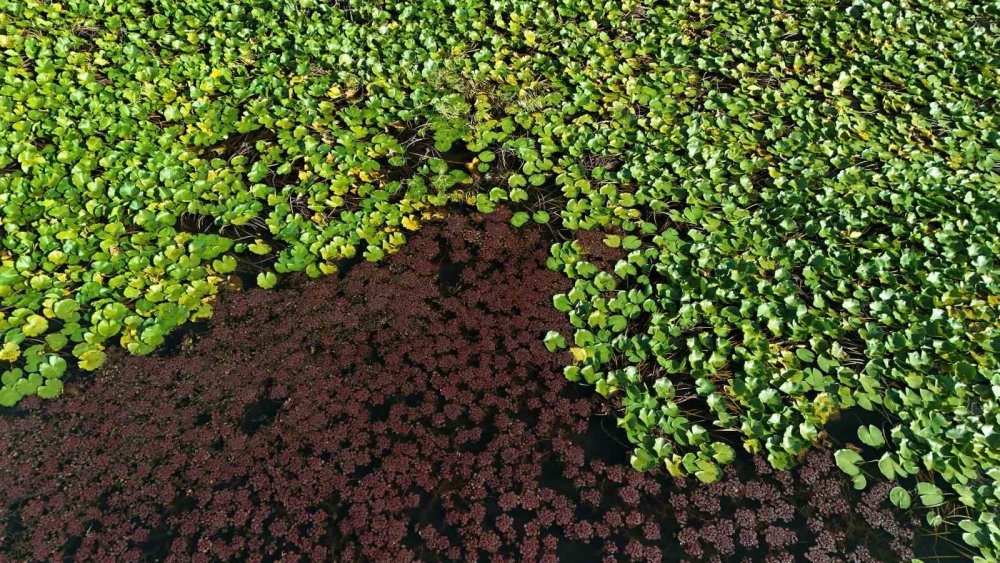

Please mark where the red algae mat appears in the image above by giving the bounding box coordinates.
[0,212,916,562]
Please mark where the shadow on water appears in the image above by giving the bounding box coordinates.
[240,378,285,436]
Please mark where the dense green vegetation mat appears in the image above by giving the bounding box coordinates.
[2,0,999,556]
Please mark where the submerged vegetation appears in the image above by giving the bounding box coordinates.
[1,0,998,557]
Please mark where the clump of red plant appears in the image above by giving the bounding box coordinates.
[0,211,916,561]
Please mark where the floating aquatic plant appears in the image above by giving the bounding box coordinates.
[1,0,998,556]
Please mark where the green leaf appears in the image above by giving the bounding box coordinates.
[248,241,272,255]
[256,271,278,289]
[877,452,896,480]
[36,379,63,399]
[795,348,815,363]
[653,378,675,399]
[959,519,984,548]
[475,195,496,213]
[851,472,867,490]
[630,448,656,472]
[53,299,80,321]
[39,356,67,379]
[0,386,22,407]
[1,369,19,387]
[916,482,945,507]
[694,459,721,483]
[213,255,238,274]
[710,442,735,464]
[544,331,567,352]
[248,161,269,182]
[15,373,43,395]
[889,486,911,509]
[834,448,864,476]
[365,247,385,262]
[842,299,862,315]
[858,425,886,448]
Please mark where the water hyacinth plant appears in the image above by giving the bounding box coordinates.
[1,0,999,557]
